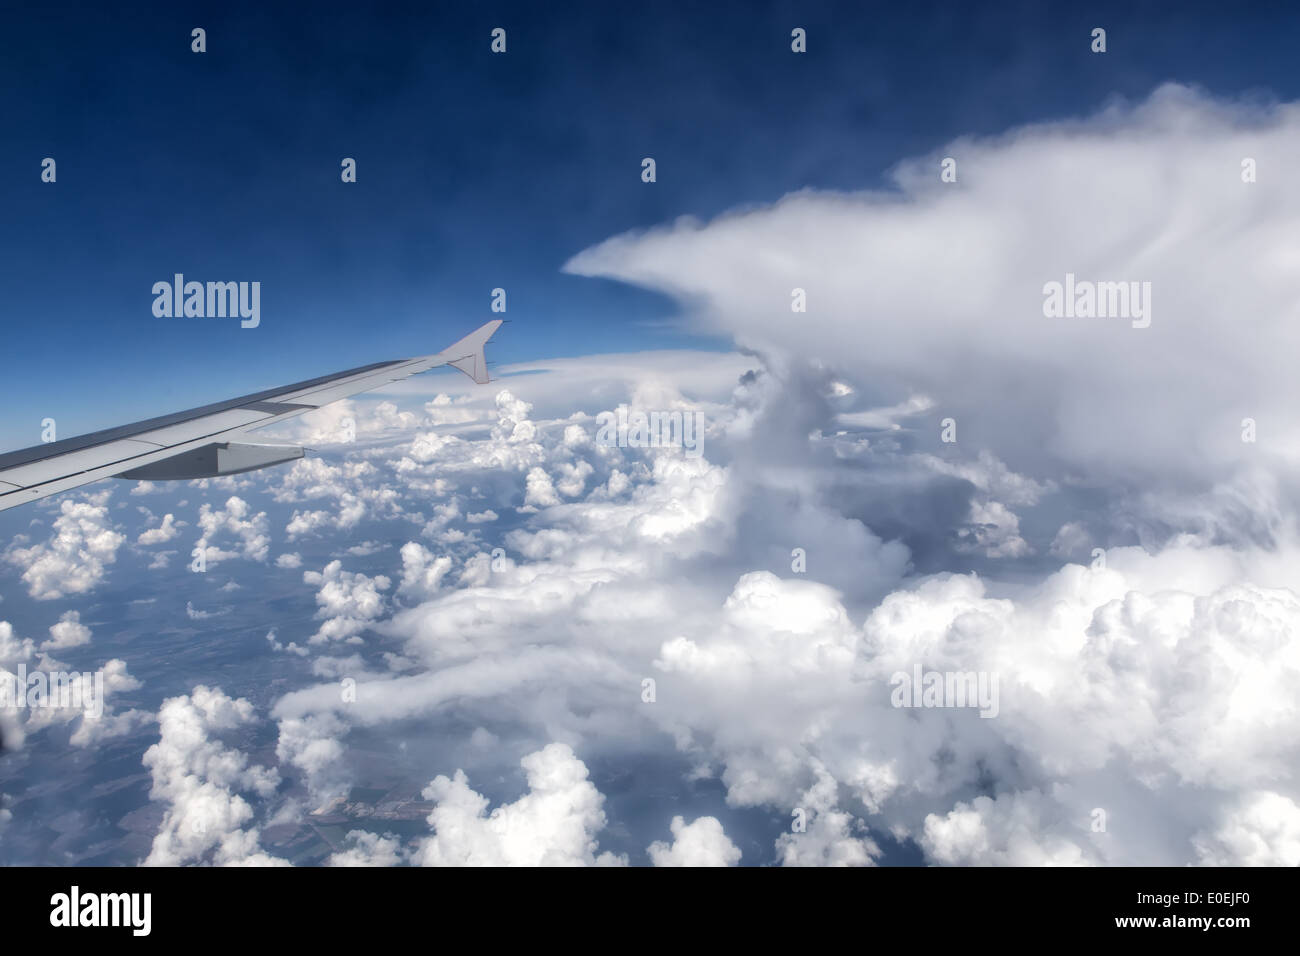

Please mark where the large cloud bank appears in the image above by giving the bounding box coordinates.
[566,83,1300,504]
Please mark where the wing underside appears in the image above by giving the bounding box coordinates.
[0,319,502,512]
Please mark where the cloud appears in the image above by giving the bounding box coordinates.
[275,714,350,810]
[397,542,453,601]
[564,84,1300,516]
[185,602,230,620]
[647,815,741,866]
[137,513,179,546]
[0,621,35,667]
[921,791,1090,867]
[302,561,391,644]
[2,654,151,750]
[327,830,405,867]
[413,743,625,866]
[195,496,269,565]
[5,495,125,599]
[776,764,880,866]
[266,628,308,657]
[41,611,91,652]
[141,686,286,866]
[245,340,1300,867]
[1192,791,1300,866]
[523,467,561,508]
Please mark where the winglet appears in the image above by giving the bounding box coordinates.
[441,319,503,385]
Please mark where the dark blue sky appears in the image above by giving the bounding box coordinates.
[2,0,1298,449]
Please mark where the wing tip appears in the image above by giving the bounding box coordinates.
[444,319,503,385]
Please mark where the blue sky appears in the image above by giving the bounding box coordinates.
[2,0,1298,451]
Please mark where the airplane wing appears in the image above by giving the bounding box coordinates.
[0,319,503,513]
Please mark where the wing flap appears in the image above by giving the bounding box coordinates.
[137,408,274,446]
